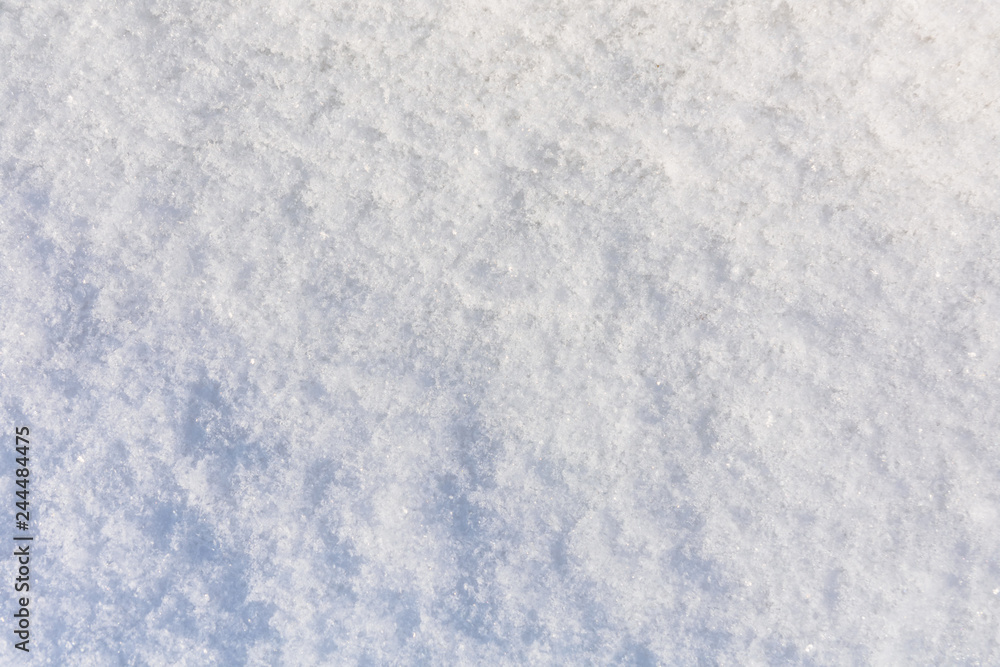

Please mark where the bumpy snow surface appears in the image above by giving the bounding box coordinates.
[2,0,999,664]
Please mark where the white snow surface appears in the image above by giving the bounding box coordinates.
[2,0,1000,664]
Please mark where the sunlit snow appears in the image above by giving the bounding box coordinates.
[2,0,999,664]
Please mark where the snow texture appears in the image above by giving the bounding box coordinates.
[2,0,999,664]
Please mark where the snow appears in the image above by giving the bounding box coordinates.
[2,0,999,663]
